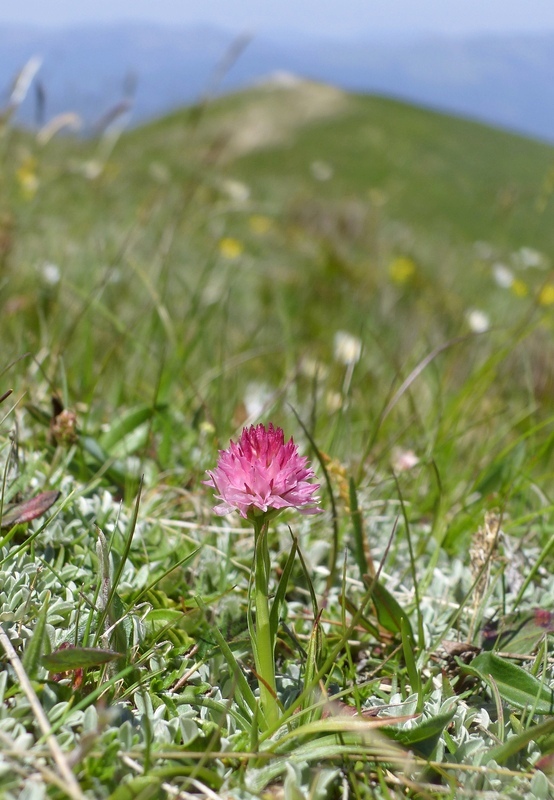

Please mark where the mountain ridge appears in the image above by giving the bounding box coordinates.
[1,22,553,142]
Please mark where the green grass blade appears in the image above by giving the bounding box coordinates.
[42,646,121,672]
[486,716,554,764]
[401,616,422,712]
[303,610,323,719]
[269,534,298,640]
[349,476,369,579]
[99,403,165,453]
[371,579,414,638]
[22,590,50,680]
[289,406,339,594]
[383,708,455,758]
[195,595,257,722]
[94,479,143,648]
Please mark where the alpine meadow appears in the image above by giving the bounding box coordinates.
[1,78,554,799]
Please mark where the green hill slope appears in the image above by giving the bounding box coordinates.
[227,86,554,251]
[3,82,554,450]
[126,81,554,249]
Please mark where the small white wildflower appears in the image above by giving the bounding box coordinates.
[310,161,333,181]
[492,263,514,289]
[474,241,495,260]
[244,381,273,421]
[220,179,250,203]
[476,707,491,729]
[41,262,61,285]
[466,309,490,333]
[199,420,216,437]
[391,448,420,472]
[514,246,546,270]
[81,160,103,180]
[325,391,343,413]
[201,276,224,306]
[299,356,328,380]
[333,331,362,366]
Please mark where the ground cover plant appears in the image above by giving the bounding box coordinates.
[1,76,554,798]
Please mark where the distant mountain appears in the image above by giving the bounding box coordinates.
[1,23,554,142]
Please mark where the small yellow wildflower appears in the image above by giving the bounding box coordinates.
[323,454,350,507]
[199,420,216,436]
[388,256,416,285]
[511,279,528,297]
[249,215,272,235]
[218,237,244,259]
[538,284,554,306]
[16,156,39,199]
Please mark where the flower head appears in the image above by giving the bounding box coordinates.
[218,237,244,259]
[388,256,416,285]
[492,263,514,289]
[333,331,362,366]
[539,284,554,306]
[466,308,490,333]
[205,423,321,519]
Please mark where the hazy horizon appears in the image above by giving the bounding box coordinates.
[1,0,554,39]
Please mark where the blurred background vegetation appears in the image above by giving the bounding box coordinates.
[2,81,554,553]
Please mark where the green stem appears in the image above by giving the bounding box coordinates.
[252,516,280,730]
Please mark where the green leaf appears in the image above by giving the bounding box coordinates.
[293,534,323,713]
[295,534,320,625]
[24,403,51,427]
[349,477,368,579]
[342,596,380,639]
[22,591,50,679]
[401,616,422,710]
[144,608,186,633]
[111,763,224,796]
[462,652,554,715]
[270,535,298,640]
[79,436,139,492]
[482,609,554,655]
[80,435,110,465]
[195,595,257,722]
[289,407,339,592]
[108,775,161,800]
[108,423,150,459]
[371,579,414,639]
[43,646,121,672]
[303,611,323,718]
[308,768,342,800]
[251,726,405,791]
[108,591,131,654]
[95,481,142,648]
[99,404,163,453]
[383,709,455,757]
[486,716,554,764]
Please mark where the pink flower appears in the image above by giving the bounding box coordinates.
[205,423,321,519]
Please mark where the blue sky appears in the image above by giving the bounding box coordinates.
[3,0,554,38]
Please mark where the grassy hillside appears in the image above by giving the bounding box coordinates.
[1,84,554,798]
[5,83,554,400]
[229,86,554,247]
